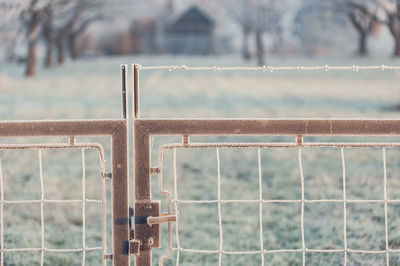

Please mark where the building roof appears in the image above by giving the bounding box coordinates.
[166,5,215,34]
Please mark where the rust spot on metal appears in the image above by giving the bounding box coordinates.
[150,168,160,174]
[296,135,303,145]
[129,239,141,255]
[183,135,190,145]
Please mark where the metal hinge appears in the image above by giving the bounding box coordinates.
[128,203,177,255]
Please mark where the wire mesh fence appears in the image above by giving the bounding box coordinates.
[155,142,400,265]
[0,120,129,266]
[0,144,107,266]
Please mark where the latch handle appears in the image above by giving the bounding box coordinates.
[147,213,177,226]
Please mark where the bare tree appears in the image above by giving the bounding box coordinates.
[228,0,284,66]
[22,0,46,76]
[67,12,103,60]
[40,0,103,66]
[375,0,400,56]
[342,0,400,56]
[228,0,256,60]
[346,1,379,56]
[42,1,55,68]
[254,0,283,66]
[55,1,85,64]
[0,1,27,63]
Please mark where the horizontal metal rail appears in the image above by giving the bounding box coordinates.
[0,120,123,137]
[136,119,400,136]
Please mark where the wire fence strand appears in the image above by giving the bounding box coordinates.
[257,148,264,266]
[137,64,400,72]
[383,148,390,266]
[298,148,306,266]
[82,149,86,266]
[341,148,348,266]
[39,149,45,266]
[216,148,223,266]
[0,158,4,266]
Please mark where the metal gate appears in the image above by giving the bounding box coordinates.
[0,119,129,265]
[130,64,400,266]
[2,65,400,265]
[134,118,400,265]
[0,66,131,266]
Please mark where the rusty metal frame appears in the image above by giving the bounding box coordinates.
[133,118,400,265]
[132,63,400,266]
[132,68,400,266]
[0,119,129,265]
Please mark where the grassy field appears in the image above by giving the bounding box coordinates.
[1,55,400,265]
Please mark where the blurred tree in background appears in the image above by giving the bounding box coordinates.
[1,0,400,77]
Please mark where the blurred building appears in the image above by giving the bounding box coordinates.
[74,2,236,57]
[163,6,215,54]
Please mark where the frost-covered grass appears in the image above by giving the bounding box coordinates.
[1,55,400,265]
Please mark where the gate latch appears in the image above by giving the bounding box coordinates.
[147,213,177,226]
[128,203,177,255]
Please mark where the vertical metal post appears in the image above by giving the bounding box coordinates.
[133,62,150,265]
[112,123,130,266]
[133,64,140,119]
[113,65,130,265]
[134,123,160,266]
[133,64,159,265]
[121,65,128,119]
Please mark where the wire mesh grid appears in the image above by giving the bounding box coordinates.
[156,141,400,266]
[0,142,109,266]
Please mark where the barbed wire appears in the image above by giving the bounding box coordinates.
[137,64,400,72]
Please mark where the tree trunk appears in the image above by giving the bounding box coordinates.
[68,34,79,60]
[25,10,41,77]
[358,32,368,56]
[55,1,88,64]
[26,40,36,77]
[255,30,265,66]
[42,2,54,68]
[57,39,67,65]
[348,10,373,57]
[394,37,400,57]
[67,16,103,60]
[44,39,54,68]
[242,27,251,60]
[388,14,400,57]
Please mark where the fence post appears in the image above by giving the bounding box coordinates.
[133,64,160,266]
[111,123,130,265]
[112,65,130,265]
